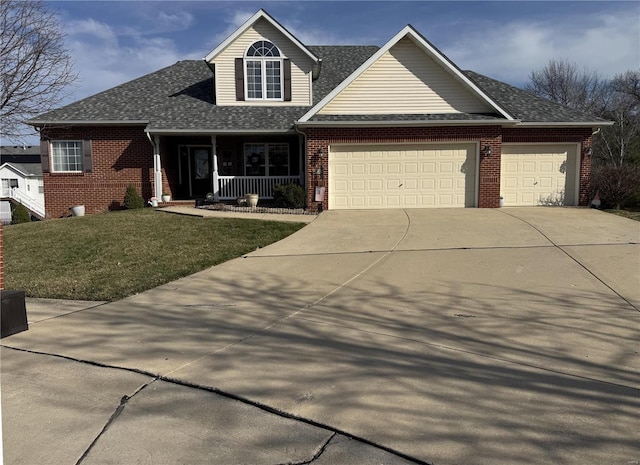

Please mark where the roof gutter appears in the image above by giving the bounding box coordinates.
[143,128,296,135]
[28,120,149,127]
[295,119,521,128]
[513,121,615,128]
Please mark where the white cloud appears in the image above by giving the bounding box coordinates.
[64,19,185,102]
[155,11,194,31]
[444,10,640,86]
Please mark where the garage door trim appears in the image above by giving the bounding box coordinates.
[501,142,581,206]
[328,141,479,209]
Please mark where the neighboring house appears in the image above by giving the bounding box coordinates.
[29,10,611,218]
[0,146,45,223]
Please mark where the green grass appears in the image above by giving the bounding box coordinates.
[4,209,306,301]
[605,209,640,222]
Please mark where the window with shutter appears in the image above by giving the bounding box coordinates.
[244,41,285,101]
[51,141,85,172]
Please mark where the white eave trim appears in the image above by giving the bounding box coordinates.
[296,119,520,128]
[204,9,319,64]
[28,120,149,127]
[0,163,35,178]
[299,25,514,123]
[144,128,294,135]
[513,121,615,127]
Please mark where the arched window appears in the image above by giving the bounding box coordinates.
[245,40,282,100]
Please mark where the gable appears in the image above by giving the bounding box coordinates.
[209,17,316,106]
[318,37,495,115]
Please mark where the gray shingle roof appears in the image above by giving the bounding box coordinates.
[464,71,609,123]
[1,162,42,177]
[29,46,606,131]
[30,46,380,132]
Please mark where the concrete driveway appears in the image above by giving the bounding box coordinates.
[2,207,639,464]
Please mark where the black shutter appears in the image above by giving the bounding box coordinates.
[40,140,50,173]
[235,58,245,101]
[83,140,92,173]
[283,59,291,101]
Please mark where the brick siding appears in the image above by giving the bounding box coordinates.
[39,125,594,217]
[305,126,593,210]
[40,126,155,218]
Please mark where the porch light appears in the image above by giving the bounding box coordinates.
[318,148,324,158]
[482,145,492,157]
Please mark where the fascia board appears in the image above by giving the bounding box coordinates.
[513,121,615,127]
[0,163,30,178]
[296,119,520,128]
[299,25,515,123]
[144,128,295,135]
[204,9,319,63]
[28,120,148,127]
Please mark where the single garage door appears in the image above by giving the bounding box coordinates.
[500,144,579,206]
[329,143,477,209]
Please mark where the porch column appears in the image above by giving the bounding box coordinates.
[211,134,219,200]
[153,135,162,199]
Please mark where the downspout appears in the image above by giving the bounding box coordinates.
[294,123,307,190]
[145,132,163,199]
[211,134,219,201]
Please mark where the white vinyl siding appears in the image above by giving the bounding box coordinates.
[210,18,313,106]
[319,38,493,115]
[329,143,477,209]
[500,144,579,206]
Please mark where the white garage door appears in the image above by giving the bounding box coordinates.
[501,144,579,206]
[329,143,477,209]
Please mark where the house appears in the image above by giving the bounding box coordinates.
[0,146,45,223]
[29,10,611,218]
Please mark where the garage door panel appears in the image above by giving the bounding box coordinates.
[329,143,476,209]
[369,179,383,191]
[501,144,577,207]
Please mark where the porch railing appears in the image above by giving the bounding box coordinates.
[1,188,45,219]
[216,176,300,200]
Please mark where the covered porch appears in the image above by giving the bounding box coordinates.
[151,134,305,202]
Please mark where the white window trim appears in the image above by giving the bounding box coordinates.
[244,41,284,102]
[51,140,84,173]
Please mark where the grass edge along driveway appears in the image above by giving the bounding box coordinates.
[4,209,306,301]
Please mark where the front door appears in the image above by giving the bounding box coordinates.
[179,146,212,198]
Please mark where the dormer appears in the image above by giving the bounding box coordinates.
[204,10,320,106]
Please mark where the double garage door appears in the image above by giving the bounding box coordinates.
[328,143,579,209]
[329,143,477,209]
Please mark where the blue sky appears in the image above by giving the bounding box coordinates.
[12,1,640,143]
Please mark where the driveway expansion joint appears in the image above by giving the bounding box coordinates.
[500,209,640,312]
[1,345,428,464]
[75,379,158,465]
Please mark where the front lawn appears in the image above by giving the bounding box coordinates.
[3,209,306,301]
[606,209,640,222]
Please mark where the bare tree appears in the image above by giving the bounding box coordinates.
[525,58,609,114]
[526,61,640,208]
[1,0,77,142]
[594,70,640,168]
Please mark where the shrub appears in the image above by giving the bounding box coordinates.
[273,183,306,209]
[591,164,640,210]
[124,184,145,210]
[11,202,31,224]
